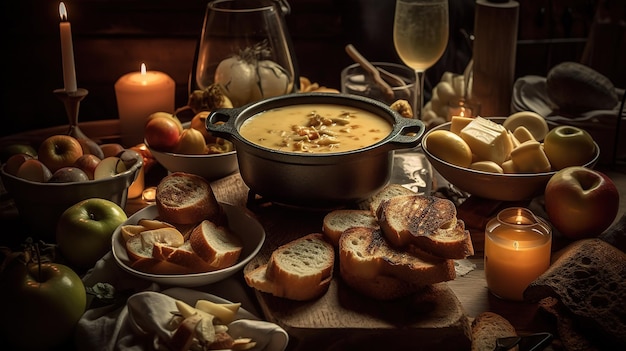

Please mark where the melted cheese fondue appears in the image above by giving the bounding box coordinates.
[239,104,392,153]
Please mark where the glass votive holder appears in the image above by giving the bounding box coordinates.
[447,99,481,119]
[484,207,552,301]
[141,186,157,203]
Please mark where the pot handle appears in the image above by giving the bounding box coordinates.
[205,107,243,136]
[386,117,426,147]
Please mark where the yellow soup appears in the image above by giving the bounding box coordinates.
[239,104,392,153]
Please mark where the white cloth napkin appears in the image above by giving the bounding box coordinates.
[75,252,283,351]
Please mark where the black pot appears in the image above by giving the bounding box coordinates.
[206,93,425,206]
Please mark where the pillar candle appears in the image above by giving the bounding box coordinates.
[484,207,552,301]
[59,2,77,92]
[115,64,175,147]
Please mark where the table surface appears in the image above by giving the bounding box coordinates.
[2,119,626,350]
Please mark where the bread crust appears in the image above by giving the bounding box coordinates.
[189,220,243,270]
[470,312,517,351]
[156,172,224,225]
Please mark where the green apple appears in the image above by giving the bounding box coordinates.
[0,258,86,350]
[56,198,128,269]
[0,143,37,163]
[543,126,596,170]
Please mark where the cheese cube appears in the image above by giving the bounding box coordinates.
[460,117,513,165]
[450,116,474,135]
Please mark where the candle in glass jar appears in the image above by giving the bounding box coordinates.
[115,63,175,147]
[484,207,552,301]
[59,2,77,92]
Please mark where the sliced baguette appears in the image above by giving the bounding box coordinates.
[244,233,335,301]
[322,209,379,247]
[471,312,518,351]
[156,172,224,225]
[377,194,474,259]
[339,226,455,300]
[357,183,416,214]
[153,241,216,273]
[189,220,243,270]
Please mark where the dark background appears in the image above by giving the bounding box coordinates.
[1,0,624,137]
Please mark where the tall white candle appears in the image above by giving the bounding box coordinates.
[115,63,176,147]
[59,2,77,92]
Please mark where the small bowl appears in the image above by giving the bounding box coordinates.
[111,203,265,287]
[146,123,238,181]
[422,117,600,201]
[0,152,143,239]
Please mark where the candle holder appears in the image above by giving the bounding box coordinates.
[53,88,89,140]
[484,207,552,301]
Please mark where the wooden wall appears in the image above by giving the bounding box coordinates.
[2,0,621,138]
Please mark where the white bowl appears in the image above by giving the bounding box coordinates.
[111,203,265,287]
[146,122,238,180]
[422,117,600,201]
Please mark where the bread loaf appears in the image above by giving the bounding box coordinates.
[470,312,517,351]
[524,238,626,347]
[376,194,474,259]
[244,233,334,301]
[339,226,455,300]
[156,172,224,225]
[546,61,618,113]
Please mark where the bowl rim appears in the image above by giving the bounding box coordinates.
[0,152,143,186]
[421,117,600,178]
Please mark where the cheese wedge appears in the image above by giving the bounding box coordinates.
[510,140,552,173]
[460,117,513,165]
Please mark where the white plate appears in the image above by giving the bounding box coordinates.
[112,203,265,287]
[126,287,288,351]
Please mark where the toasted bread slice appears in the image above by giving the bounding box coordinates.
[189,220,243,270]
[156,172,224,225]
[471,312,518,351]
[244,233,335,301]
[377,194,474,259]
[358,183,417,214]
[322,209,379,247]
[339,226,455,300]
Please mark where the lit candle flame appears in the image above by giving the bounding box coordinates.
[59,2,68,21]
[141,63,147,75]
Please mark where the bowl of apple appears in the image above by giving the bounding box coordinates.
[143,112,238,181]
[0,134,143,239]
[421,113,600,201]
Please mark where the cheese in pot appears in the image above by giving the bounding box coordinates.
[239,104,393,153]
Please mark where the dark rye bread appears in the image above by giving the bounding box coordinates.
[376,194,474,259]
[523,238,626,347]
[470,312,517,351]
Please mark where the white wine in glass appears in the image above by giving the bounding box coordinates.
[393,0,449,119]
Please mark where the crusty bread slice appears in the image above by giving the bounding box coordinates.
[244,233,335,301]
[471,312,518,351]
[152,241,216,273]
[322,209,379,247]
[357,183,416,214]
[377,194,474,259]
[339,226,455,300]
[125,227,185,261]
[130,257,198,275]
[189,220,243,270]
[156,172,224,225]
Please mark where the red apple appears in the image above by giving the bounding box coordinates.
[144,115,181,151]
[100,143,125,158]
[38,134,84,173]
[49,166,90,183]
[545,166,619,239]
[4,152,34,176]
[16,159,52,182]
[73,154,102,180]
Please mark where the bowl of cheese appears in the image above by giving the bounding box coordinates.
[421,114,600,201]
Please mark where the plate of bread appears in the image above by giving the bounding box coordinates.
[112,172,265,287]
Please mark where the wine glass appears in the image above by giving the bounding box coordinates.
[393,0,449,119]
[189,0,298,108]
